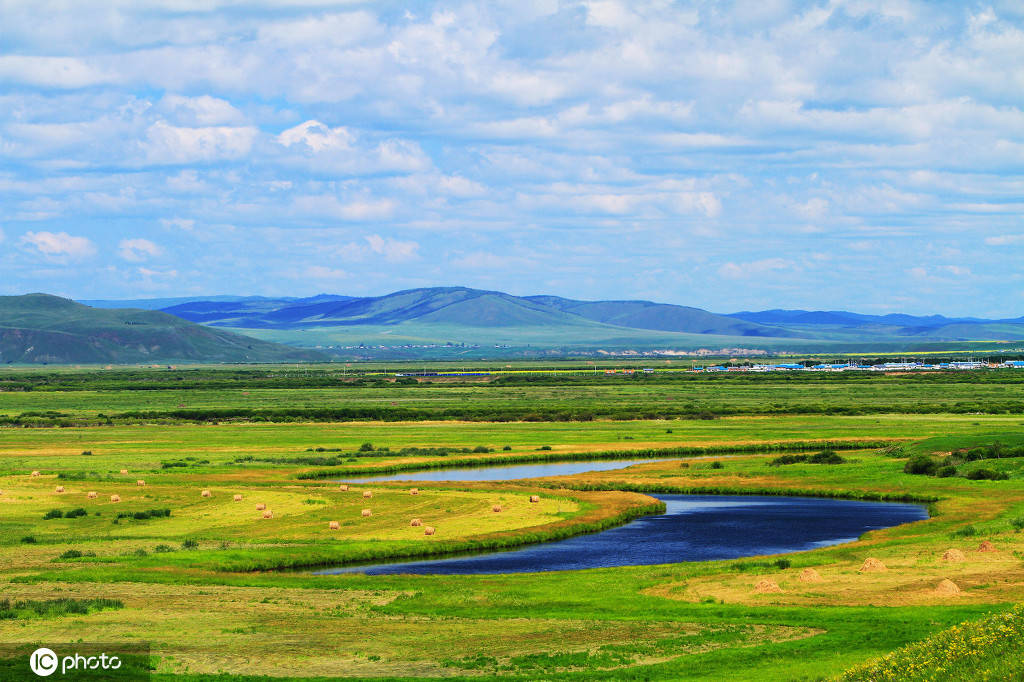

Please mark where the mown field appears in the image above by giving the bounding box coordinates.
[1,366,1023,680]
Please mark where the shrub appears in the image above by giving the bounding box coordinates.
[537,445,552,451]
[1010,517,1024,532]
[358,442,374,452]
[133,548,148,557]
[153,544,173,553]
[472,445,490,453]
[64,507,88,518]
[935,465,958,478]
[773,559,791,569]
[808,449,845,464]
[502,445,512,451]
[966,468,1009,481]
[20,536,37,544]
[80,450,92,456]
[59,550,83,559]
[951,525,978,538]
[42,509,63,520]
[181,539,199,550]
[904,455,938,476]
[710,461,724,469]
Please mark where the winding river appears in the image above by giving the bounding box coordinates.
[318,459,928,576]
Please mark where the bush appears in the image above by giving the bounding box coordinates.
[710,461,724,469]
[472,445,490,453]
[537,446,552,451]
[358,442,374,452]
[808,449,845,464]
[20,536,37,544]
[153,544,173,553]
[59,549,83,559]
[502,445,512,451]
[1010,517,1024,532]
[64,507,88,518]
[80,450,92,456]
[935,465,958,478]
[42,509,63,520]
[904,455,939,476]
[966,468,1009,481]
[773,559,791,569]
[181,539,199,550]
[951,525,978,538]
[133,548,148,557]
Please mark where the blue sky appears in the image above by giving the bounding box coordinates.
[1,1,1022,316]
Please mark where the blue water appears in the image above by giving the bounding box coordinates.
[342,458,666,483]
[315,494,928,576]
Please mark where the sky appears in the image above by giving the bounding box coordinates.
[1,0,1022,316]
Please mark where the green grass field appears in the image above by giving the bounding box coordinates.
[1,366,1023,679]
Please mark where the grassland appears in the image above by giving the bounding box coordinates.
[1,366,1023,679]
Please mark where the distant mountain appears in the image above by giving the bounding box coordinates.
[728,309,985,327]
[0,294,328,364]
[81,294,351,311]
[160,287,791,337]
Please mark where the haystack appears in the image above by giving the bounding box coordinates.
[410,518,422,527]
[31,471,40,477]
[136,480,145,486]
[328,521,340,530]
[859,558,887,572]
[120,469,128,474]
[941,548,966,562]
[338,484,349,492]
[410,488,419,495]
[492,504,502,512]
[262,509,274,519]
[978,540,997,552]
[529,495,540,503]
[55,486,65,493]
[424,526,436,536]
[754,579,782,593]
[361,508,372,517]
[935,579,961,595]
[87,492,98,499]
[233,494,243,501]
[110,494,121,502]
[362,491,372,499]
[201,489,212,498]
[255,503,266,511]
[799,568,823,583]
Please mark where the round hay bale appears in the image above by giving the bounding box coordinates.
[362,491,372,499]
[941,548,966,562]
[935,579,961,595]
[410,518,422,527]
[262,509,274,519]
[492,504,502,512]
[54,486,65,493]
[31,471,41,477]
[529,495,540,503]
[978,540,997,552]
[410,488,419,495]
[255,503,266,511]
[120,469,128,474]
[423,526,436,536]
[338,484,349,492]
[87,491,98,499]
[859,558,887,573]
[328,521,340,530]
[110,494,121,502]
[233,494,243,501]
[136,480,145,487]
[799,568,823,583]
[754,579,782,593]
[201,489,212,498]
[361,508,372,517]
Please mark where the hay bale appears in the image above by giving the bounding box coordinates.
[87,492,97,499]
[31,471,40,477]
[338,484,349,492]
[492,504,502,512]
[233,494,243,501]
[410,488,419,495]
[110,494,121,502]
[754,579,782,593]
[262,509,274,519]
[410,518,422,527]
[120,469,128,474]
[55,486,65,493]
[136,480,145,487]
[328,521,340,530]
[941,548,966,562]
[255,503,266,511]
[201,489,212,498]
[978,540,997,552]
[529,495,540,503]
[935,579,961,595]
[362,491,372,499]
[423,526,435,536]
[361,508,372,517]
[859,558,887,573]
[799,568,823,583]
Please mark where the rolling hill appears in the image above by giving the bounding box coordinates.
[0,294,328,364]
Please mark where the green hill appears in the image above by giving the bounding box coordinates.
[0,294,328,364]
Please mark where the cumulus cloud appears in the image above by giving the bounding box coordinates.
[365,234,419,262]
[118,238,162,261]
[142,121,257,164]
[19,231,96,261]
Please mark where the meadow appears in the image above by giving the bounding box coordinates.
[1,366,1023,679]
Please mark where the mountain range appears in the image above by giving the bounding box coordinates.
[0,294,327,364]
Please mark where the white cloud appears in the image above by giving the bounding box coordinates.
[304,265,350,280]
[160,217,196,232]
[985,234,1024,246]
[718,258,794,279]
[0,56,111,88]
[118,238,163,261]
[158,94,245,126]
[142,121,257,164]
[365,234,419,262]
[19,231,96,261]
